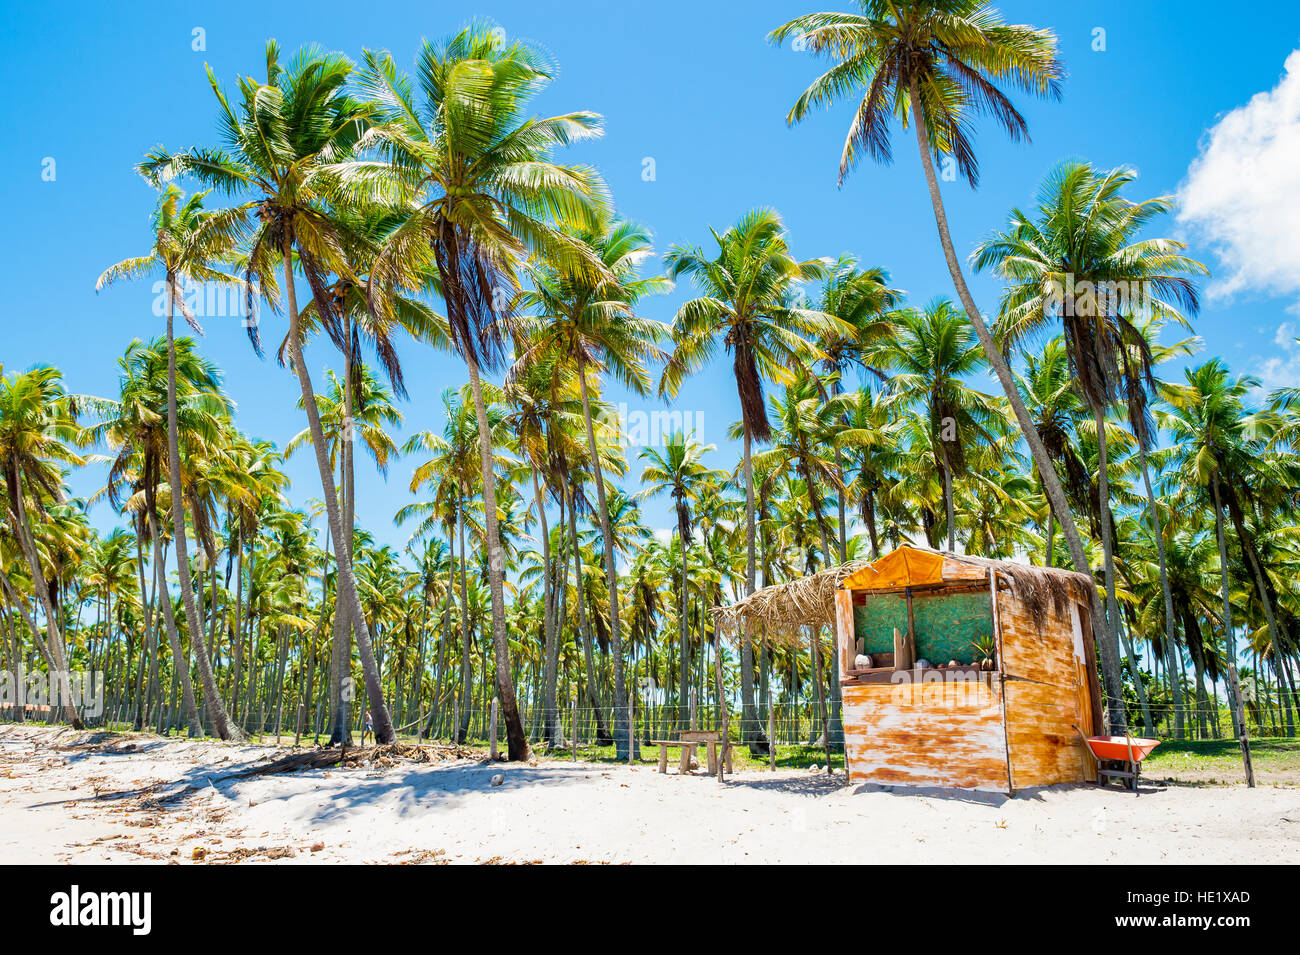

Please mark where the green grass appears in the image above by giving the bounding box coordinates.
[1142,737,1300,785]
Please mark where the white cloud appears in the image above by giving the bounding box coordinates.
[1177,49,1300,304]
[1256,321,1300,391]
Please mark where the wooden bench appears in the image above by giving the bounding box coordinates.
[653,731,737,775]
[651,739,697,774]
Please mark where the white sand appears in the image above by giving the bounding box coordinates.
[2,725,1296,865]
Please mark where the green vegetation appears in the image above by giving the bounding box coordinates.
[2,5,1298,769]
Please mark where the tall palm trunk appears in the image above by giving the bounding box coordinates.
[455,496,473,743]
[1137,445,1185,738]
[3,477,83,728]
[463,350,530,760]
[131,531,153,728]
[327,415,353,745]
[577,370,631,757]
[331,316,359,743]
[676,499,691,733]
[805,478,843,745]
[566,480,611,744]
[165,283,239,741]
[940,440,956,552]
[906,80,1125,731]
[739,429,762,751]
[280,245,394,743]
[145,508,201,735]
[534,471,562,748]
[1092,401,1123,714]
[1211,475,1248,739]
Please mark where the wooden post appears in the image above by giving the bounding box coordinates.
[1227,662,1255,787]
[571,696,578,762]
[689,687,697,731]
[903,587,917,669]
[768,707,776,772]
[489,696,498,761]
[628,698,635,767]
[452,695,459,747]
[715,628,727,783]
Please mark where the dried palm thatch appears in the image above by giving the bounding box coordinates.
[714,547,1095,644]
[932,551,1095,629]
[713,560,873,645]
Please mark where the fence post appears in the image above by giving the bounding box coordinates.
[628,698,635,767]
[571,697,578,762]
[768,707,777,772]
[489,696,498,761]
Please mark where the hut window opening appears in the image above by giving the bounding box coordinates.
[848,584,997,680]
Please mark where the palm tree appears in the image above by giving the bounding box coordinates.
[97,185,244,740]
[0,365,85,727]
[973,161,1208,730]
[362,24,611,759]
[870,298,1005,552]
[85,337,234,735]
[662,208,846,746]
[1161,361,1291,740]
[141,41,399,743]
[753,371,869,743]
[503,348,593,747]
[286,366,401,740]
[640,432,725,731]
[663,209,844,590]
[769,2,1124,714]
[812,255,901,559]
[516,218,669,757]
[1015,339,1090,566]
[842,387,903,558]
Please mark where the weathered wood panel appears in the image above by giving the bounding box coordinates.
[1004,679,1096,786]
[835,589,854,677]
[996,594,1081,688]
[842,678,1010,792]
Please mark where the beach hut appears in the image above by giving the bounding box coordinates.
[719,544,1104,793]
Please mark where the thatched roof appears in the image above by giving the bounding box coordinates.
[713,545,1096,644]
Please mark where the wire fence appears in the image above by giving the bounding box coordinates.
[4,683,1295,747]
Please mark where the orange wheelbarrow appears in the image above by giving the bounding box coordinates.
[1079,733,1160,794]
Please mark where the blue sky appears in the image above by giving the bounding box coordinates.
[4,1,1300,557]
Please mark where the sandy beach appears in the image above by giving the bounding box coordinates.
[2,725,1296,865]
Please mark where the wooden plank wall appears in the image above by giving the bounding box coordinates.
[842,678,1010,792]
[997,591,1097,786]
[835,589,854,678]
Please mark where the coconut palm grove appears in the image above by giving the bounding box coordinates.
[3,1,1300,876]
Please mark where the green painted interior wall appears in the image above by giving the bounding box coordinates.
[853,596,907,656]
[912,591,993,663]
[852,590,994,664]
